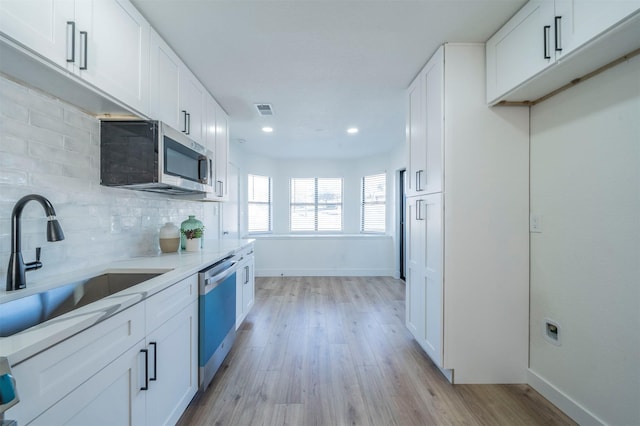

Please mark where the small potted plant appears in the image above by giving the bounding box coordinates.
[182,226,204,252]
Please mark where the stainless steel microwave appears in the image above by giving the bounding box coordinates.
[100,120,214,194]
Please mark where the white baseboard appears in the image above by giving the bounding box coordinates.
[527,369,605,425]
[255,268,395,277]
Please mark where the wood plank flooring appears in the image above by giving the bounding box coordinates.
[178,276,575,426]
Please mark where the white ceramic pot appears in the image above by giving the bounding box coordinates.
[159,222,180,253]
[185,238,201,252]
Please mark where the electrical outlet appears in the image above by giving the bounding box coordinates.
[530,213,542,233]
[543,319,561,346]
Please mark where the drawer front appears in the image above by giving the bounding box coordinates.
[6,303,145,425]
[237,244,254,260]
[146,274,198,333]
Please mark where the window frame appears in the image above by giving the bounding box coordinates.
[247,174,273,234]
[360,172,386,234]
[289,177,344,233]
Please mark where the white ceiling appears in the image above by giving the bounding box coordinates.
[131,0,526,160]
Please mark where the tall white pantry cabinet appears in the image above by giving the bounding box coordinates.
[405,43,530,383]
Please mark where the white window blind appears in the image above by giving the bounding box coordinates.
[290,177,343,232]
[361,173,386,233]
[248,174,272,233]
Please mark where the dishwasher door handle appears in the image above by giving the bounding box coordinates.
[202,262,237,294]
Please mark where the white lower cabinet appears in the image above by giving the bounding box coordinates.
[6,274,198,425]
[235,245,255,329]
[144,299,198,426]
[30,341,146,426]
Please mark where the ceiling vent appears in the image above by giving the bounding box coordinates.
[255,103,274,116]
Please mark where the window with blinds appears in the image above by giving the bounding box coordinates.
[248,174,272,233]
[290,177,343,232]
[361,173,386,233]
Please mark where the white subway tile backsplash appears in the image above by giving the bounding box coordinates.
[0,170,28,186]
[2,117,64,148]
[30,110,92,145]
[0,134,28,156]
[0,101,28,122]
[0,75,219,290]
[63,108,97,133]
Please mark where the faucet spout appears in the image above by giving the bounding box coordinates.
[6,194,65,291]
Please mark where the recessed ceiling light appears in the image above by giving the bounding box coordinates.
[262,127,274,133]
[347,127,359,134]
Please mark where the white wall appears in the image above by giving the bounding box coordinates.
[0,75,220,290]
[529,55,640,425]
[230,145,404,277]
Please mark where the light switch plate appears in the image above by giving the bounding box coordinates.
[530,213,542,233]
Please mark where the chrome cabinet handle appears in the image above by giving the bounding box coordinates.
[217,180,224,196]
[543,25,551,59]
[66,21,75,63]
[554,16,562,52]
[186,112,191,135]
[416,170,424,192]
[79,31,88,70]
[416,199,425,221]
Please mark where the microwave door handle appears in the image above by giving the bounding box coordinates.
[198,156,209,184]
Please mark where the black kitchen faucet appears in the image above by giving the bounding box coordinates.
[6,194,65,291]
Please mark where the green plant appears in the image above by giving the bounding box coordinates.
[181,227,204,239]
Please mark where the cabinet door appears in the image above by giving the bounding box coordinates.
[145,300,198,426]
[204,94,218,154]
[29,341,146,426]
[424,47,444,195]
[555,0,640,57]
[486,0,556,103]
[149,29,181,129]
[74,0,150,115]
[215,104,229,199]
[242,255,255,316]
[405,197,426,342]
[0,0,74,69]
[406,74,425,197]
[423,193,443,366]
[179,66,205,143]
[236,257,247,328]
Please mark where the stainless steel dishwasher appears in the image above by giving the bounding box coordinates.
[198,254,238,391]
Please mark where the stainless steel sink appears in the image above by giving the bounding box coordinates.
[0,270,170,337]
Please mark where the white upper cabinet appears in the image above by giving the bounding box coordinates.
[555,0,640,54]
[202,94,229,201]
[215,103,229,200]
[487,0,640,104]
[0,0,74,68]
[74,0,150,115]
[179,65,206,144]
[149,29,181,130]
[486,1,556,103]
[0,0,150,116]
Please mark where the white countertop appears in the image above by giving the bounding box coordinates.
[0,239,254,366]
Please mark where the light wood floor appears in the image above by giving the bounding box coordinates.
[178,276,575,426]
